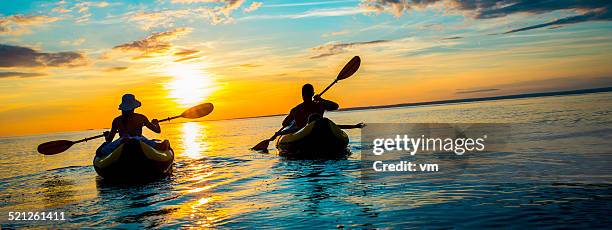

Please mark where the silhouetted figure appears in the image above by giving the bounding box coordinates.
[276,84,362,137]
[100,94,169,154]
[282,84,339,130]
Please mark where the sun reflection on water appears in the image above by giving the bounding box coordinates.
[180,122,208,159]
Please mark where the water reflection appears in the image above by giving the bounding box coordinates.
[41,174,77,208]
[2,93,611,228]
[179,122,208,159]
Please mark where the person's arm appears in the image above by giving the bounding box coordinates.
[143,115,161,133]
[314,95,339,111]
[282,108,295,127]
[338,123,365,129]
[104,118,118,142]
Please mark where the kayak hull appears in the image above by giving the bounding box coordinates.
[94,139,174,181]
[276,118,350,159]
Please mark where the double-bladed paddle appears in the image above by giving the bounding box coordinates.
[251,56,361,151]
[37,103,214,155]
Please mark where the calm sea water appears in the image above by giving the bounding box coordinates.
[1,92,611,228]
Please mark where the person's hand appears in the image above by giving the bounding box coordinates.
[313,94,322,102]
[103,131,111,142]
[151,119,159,126]
[356,123,366,128]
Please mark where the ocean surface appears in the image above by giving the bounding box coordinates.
[1,92,611,228]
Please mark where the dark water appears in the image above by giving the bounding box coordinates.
[1,92,611,228]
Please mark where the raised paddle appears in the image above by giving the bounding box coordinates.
[37,103,214,155]
[251,56,361,152]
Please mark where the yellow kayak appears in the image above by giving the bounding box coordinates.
[276,118,350,159]
[94,139,174,181]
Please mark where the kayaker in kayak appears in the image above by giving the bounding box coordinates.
[100,94,169,154]
[276,84,363,136]
[281,84,338,130]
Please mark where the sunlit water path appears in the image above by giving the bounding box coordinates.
[1,92,611,228]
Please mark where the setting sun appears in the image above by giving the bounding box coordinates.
[165,63,217,108]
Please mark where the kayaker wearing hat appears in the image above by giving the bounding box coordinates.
[99,94,169,154]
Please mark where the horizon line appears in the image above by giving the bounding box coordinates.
[2,86,611,138]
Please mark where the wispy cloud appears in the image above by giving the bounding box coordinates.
[0,71,47,78]
[322,29,350,38]
[442,36,463,40]
[174,49,200,56]
[0,44,86,67]
[129,0,248,28]
[0,15,59,35]
[60,37,86,46]
[241,6,371,20]
[263,0,358,8]
[360,0,612,33]
[310,39,391,58]
[456,88,500,94]
[170,0,245,24]
[129,9,194,30]
[51,1,111,23]
[112,28,193,59]
[103,66,128,72]
[243,2,263,13]
[504,9,612,34]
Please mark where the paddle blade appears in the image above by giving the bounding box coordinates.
[251,139,271,152]
[37,140,74,155]
[336,56,361,80]
[181,103,214,119]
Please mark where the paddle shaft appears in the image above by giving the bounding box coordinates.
[74,134,105,144]
[159,115,181,123]
[316,79,338,98]
[76,116,181,143]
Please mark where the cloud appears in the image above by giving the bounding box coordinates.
[52,1,110,23]
[503,8,611,34]
[130,0,247,28]
[456,88,500,94]
[174,55,202,62]
[0,71,47,78]
[61,37,86,46]
[239,63,262,68]
[112,28,193,59]
[172,0,245,24]
[322,29,349,37]
[0,44,86,67]
[0,15,59,35]
[130,9,193,30]
[264,0,356,8]
[310,39,391,58]
[171,0,216,3]
[174,49,200,56]
[442,36,463,40]
[244,2,263,13]
[240,6,372,21]
[104,67,128,72]
[360,0,612,33]
[74,1,110,13]
[212,0,245,23]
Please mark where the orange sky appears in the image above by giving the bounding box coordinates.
[1,0,612,136]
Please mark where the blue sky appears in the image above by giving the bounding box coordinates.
[1,0,611,135]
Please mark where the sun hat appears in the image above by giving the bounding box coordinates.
[118,94,141,111]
